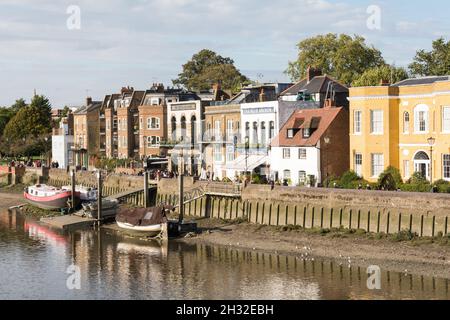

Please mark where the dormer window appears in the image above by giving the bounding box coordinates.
[303,128,311,138]
[287,129,295,139]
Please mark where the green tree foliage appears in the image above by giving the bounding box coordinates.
[3,95,52,141]
[352,65,409,87]
[378,166,403,191]
[173,49,250,92]
[286,34,385,84]
[409,37,450,77]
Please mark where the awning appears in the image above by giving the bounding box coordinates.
[226,155,269,171]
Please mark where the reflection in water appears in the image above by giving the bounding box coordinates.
[0,209,449,300]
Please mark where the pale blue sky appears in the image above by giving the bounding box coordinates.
[0,0,448,107]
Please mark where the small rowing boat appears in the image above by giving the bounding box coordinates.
[24,185,77,210]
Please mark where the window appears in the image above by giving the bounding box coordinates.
[245,122,250,138]
[354,111,362,134]
[443,107,450,132]
[370,110,383,134]
[298,148,307,160]
[444,155,450,179]
[403,112,410,134]
[147,117,160,130]
[147,136,160,147]
[283,148,291,159]
[283,170,291,180]
[106,120,110,130]
[253,122,258,144]
[226,146,235,162]
[269,121,275,140]
[371,154,384,178]
[298,171,307,185]
[260,122,266,145]
[287,129,294,139]
[139,117,143,130]
[303,128,311,138]
[414,105,429,133]
[214,145,223,162]
[215,120,221,139]
[227,120,233,139]
[403,160,410,179]
[355,153,363,177]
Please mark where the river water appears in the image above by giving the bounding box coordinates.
[0,210,449,300]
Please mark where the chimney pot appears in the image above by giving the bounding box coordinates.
[306,66,322,83]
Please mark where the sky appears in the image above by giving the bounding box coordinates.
[0,0,449,107]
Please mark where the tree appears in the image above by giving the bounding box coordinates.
[286,34,385,84]
[409,37,450,76]
[352,65,409,87]
[173,49,249,92]
[3,95,52,141]
[10,98,27,114]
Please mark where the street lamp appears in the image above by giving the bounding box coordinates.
[428,136,436,184]
[245,136,250,178]
[142,135,147,168]
[323,137,331,187]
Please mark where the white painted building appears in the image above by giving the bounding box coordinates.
[167,100,206,175]
[52,119,74,169]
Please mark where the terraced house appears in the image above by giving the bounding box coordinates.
[349,76,450,183]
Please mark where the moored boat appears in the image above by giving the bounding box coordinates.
[62,185,98,202]
[116,206,174,235]
[24,185,77,210]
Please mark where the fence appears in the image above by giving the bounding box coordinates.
[157,194,450,238]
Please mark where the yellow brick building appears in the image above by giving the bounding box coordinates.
[349,76,450,183]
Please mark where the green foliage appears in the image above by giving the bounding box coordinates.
[409,37,450,77]
[433,180,450,193]
[173,49,250,92]
[352,65,409,87]
[378,166,403,191]
[286,33,385,84]
[3,95,52,141]
[399,172,431,193]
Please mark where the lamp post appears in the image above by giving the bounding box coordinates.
[323,137,331,187]
[142,136,147,170]
[428,136,436,184]
[245,136,250,179]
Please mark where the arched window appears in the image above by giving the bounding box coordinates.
[260,122,266,146]
[414,151,430,161]
[403,112,410,134]
[269,121,275,140]
[414,105,429,133]
[253,122,258,145]
[171,117,177,141]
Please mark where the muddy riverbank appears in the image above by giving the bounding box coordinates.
[180,218,450,280]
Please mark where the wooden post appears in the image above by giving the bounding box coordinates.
[276,204,280,226]
[367,211,371,233]
[178,174,184,224]
[285,205,289,226]
[409,214,413,233]
[357,210,361,229]
[320,207,324,228]
[97,171,103,227]
[256,202,260,224]
[420,215,424,237]
[339,209,343,227]
[377,211,381,233]
[445,217,449,236]
[330,208,334,229]
[303,207,306,228]
[144,171,149,208]
[294,206,298,226]
[311,207,315,228]
[387,212,391,234]
[398,213,402,233]
[349,209,353,229]
[70,169,76,212]
[432,216,436,238]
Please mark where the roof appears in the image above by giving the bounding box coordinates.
[271,107,344,147]
[392,76,450,87]
[281,76,348,96]
[73,102,102,115]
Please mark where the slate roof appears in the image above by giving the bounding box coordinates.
[281,76,348,96]
[392,76,450,87]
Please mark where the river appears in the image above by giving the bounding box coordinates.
[0,209,449,300]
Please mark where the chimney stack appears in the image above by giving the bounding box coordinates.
[380,79,390,86]
[324,99,335,109]
[306,66,322,83]
[86,97,93,106]
[259,88,267,102]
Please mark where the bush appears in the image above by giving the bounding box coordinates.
[378,166,403,191]
[433,179,450,193]
[399,172,432,193]
[335,171,368,189]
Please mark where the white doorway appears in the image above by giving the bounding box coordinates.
[413,151,430,180]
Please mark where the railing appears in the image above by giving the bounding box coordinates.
[203,182,242,197]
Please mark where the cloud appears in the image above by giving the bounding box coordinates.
[0,0,448,106]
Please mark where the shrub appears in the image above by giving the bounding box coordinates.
[433,180,450,193]
[336,171,368,189]
[378,166,403,191]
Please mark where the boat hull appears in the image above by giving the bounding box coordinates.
[24,191,73,210]
[116,221,163,234]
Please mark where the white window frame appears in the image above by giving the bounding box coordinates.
[147,136,161,148]
[147,117,160,130]
[354,110,362,134]
[443,154,450,180]
[370,110,383,135]
[442,107,450,133]
[371,153,384,178]
[414,104,429,134]
[403,112,410,134]
[283,148,291,159]
[355,153,363,177]
[403,160,410,179]
[298,148,307,160]
[214,144,223,162]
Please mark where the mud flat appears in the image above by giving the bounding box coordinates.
[181,218,450,280]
